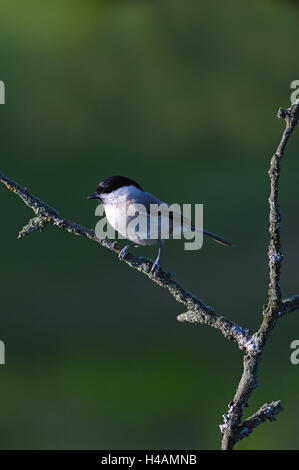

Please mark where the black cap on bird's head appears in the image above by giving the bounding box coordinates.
[88,175,143,200]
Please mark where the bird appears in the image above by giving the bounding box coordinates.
[88,175,231,276]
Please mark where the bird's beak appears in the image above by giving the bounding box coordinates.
[87,192,100,200]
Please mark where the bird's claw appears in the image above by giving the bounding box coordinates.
[150,259,161,277]
[118,245,130,261]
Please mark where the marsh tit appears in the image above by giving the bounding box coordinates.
[88,175,231,275]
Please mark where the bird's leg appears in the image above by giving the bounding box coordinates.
[150,240,163,276]
[118,243,134,261]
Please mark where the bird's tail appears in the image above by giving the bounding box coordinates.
[202,229,232,247]
[168,209,232,247]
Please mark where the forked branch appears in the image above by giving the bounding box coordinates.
[220,101,299,449]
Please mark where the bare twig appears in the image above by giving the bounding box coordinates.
[177,311,256,351]
[281,295,299,316]
[236,401,283,443]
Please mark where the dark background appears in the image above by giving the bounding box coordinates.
[0,0,298,449]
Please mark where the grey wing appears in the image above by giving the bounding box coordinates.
[130,191,164,209]
[128,192,190,239]
[127,192,170,240]
[128,193,231,245]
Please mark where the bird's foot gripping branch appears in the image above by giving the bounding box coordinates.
[1,99,299,450]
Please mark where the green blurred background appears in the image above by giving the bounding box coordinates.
[0,0,298,450]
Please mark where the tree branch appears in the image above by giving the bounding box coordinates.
[235,401,283,443]
[177,311,256,351]
[0,171,254,352]
[220,101,299,450]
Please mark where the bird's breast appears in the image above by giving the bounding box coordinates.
[103,202,158,246]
